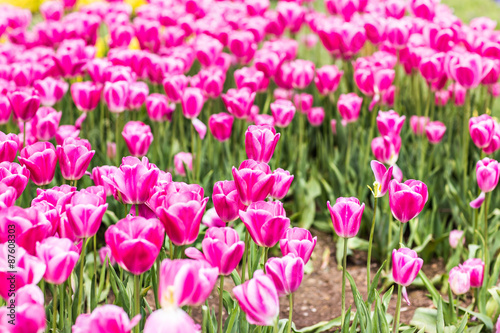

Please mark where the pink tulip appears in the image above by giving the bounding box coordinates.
[146,93,175,122]
[254,50,282,78]
[32,107,62,141]
[212,180,240,223]
[449,265,471,295]
[476,158,499,193]
[36,237,79,285]
[389,179,428,223]
[419,53,445,83]
[271,99,296,128]
[370,160,394,197]
[293,93,313,114]
[56,137,95,181]
[469,114,495,149]
[0,95,11,125]
[181,87,204,119]
[71,82,102,112]
[202,208,226,228]
[173,152,193,177]
[289,59,315,89]
[270,168,293,200]
[99,246,116,266]
[163,74,188,103]
[239,201,289,248]
[425,121,446,144]
[386,18,410,49]
[56,125,80,146]
[7,88,40,122]
[127,81,149,110]
[327,197,365,239]
[185,227,245,275]
[0,162,29,199]
[463,258,484,288]
[451,53,483,89]
[209,113,234,142]
[40,0,63,20]
[107,142,116,160]
[315,65,343,95]
[410,116,430,135]
[192,118,207,140]
[104,81,129,113]
[331,119,337,134]
[265,254,304,296]
[34,77,69,107]
[483,122,500,155]
[122,121,153,157]
[232,163,275,206]
[91,165,118,197]
[144,308,197,333]
[85,58,111,84]
[235,67,265,93]
[448,230,465,249]
[105,215,165,275]
[392,248,423,287]
[0,285,46,332]
[279,227,317,264]
[0,132,18,163]
[245,125,280,163]
[228,30,256,61]
[371,135,401,165]
[338,93,363,124]
[233,270,279,326]
[18,141,57,186]
[307,107,325,127]
[0,184,16,209]
[158,258,218,307]
[0,244,45,300]
[222,87,256,119]
[73,304,140,333]
[195,35,223,68]
[66,191,108,239]
[377,110,405,137]
[103,156,159,205]
[435,90,450,106]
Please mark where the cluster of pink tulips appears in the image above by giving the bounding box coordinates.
[1,0,500,332]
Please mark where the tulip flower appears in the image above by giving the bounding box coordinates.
[173,152,193,177]
[293,93,313,114]
[239,201,290,248]
[104,81,129,113]
[7,88,40,122]
[34,77,69,107]
[209,113,234,142]
[0,285,46,333]
[146,93,175,122]
[234,67,264,93]
[163,74,188,103]
[105,215,165,275]
[71,82,102,112]
[144,308,197,333]
[0,161,29,199]
[0,95,11,125]
[103,156,159,205]
[463,258,484,288]
[91,165,118,196]
[185,227,245,275]
[181,87,204,119]
[73,304,141,333]
[265,254,304,296]
[212,180,240,223]
[377,110,405,137]
[18,141,57,186]
[469,114,495,149]
[338,93,363,125]
[449,265,471,295]
[410,116,430,136]
[476,158,499,193]
[32,107,62,141]
[392,248,424,287]
[307,107,325,127]
[425,121,446,144]
[232,162,275,206]
[254,49,281,78]
[158,258,218,307]
[245,125,280,163]
[370,160,393,198]
[36,237,79,285]
[389,179,428,223]
[192,118,207,140]
[450,53,482,89]
[40,0,63,20]
[222,88,256,119]
[315,65,343,95]
[56,138,95,181]
[233,270,279,326]
[279,227,317,264]
[99,246,116,266]
[0,132,19,163]
[0,244,46,300]
[327,197,365,238]
[202,208,226,228]
[271,99,296,128]
[331,119,337,134]
[122,121,153,157]
[65,191,108,239]
[449,230,465,249]
[483,122,500,155]
[270,168,294,200]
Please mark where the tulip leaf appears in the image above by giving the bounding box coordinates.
[291,317,342,333]
[465,325,483,333]
[488,252,500,287]
[221,289,235,313]
[231,270,241,286]
[346,272,372,332]
[453,313,468,333]
[367,260,387,304]
[418,271,440,305]
[410,308,438,333]
[382,286,394,313]
[436,298,445,333]
[342,306,352,333]
[90,274,97,311]
[458,306,493,330]
[108,264,131,315]
[401,329,417,333]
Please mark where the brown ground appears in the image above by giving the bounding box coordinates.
[144,229,445,331]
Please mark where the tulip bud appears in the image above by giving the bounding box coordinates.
[315,65,343,95]
[18,142,57,186]
[307,107,325,127]
[245,125,280,163]
[173,152,193,177]
[449,265,471,295]
[410,116,429,135]
[271,99,296,128]
[7,88,40,122]
[279,227,317,264]
[212,180,240,223]
[270,168,294,200]
[476,158,499,193]
[239,201,289,247]
[265,254,304,296]
[36,237,79,285]
[469,114,495,149]
[425,121,446,144]
[57,138,95,181]
[449,230,465,249]
[327,197,365,238]
[392,248,423,286]
[463,258,484,288]
[122,121,153,157]
[338,93,363,124]
[146,94,175,122]
[71,82,102,113]
[389,179,428,223]
[104,81,129,113]
[377,110,405,137]
[209,113,234,142]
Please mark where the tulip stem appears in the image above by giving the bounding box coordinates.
[134,274,140,333]
[76,237,87,317]
[22,121,26,148]
[218,275,225,333]
[287,293,293,333]
[345,124,351,182]
[115,113,121,166]
[483,192,489,285]
[59,284,64,330]
[462,91,471,191]
[241,231,249,283]
[393,284,402,333]
[399,222,404,248]
[341,237,348,329]
[169,239,174,260]
[473,208,479,245]
[52,284,58,333]
[367,196,378,294]
[274,317,279,333]
[93,235,97,308]
[262,247,269,273]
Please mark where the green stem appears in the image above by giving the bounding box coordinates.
[59,284,64,330]
[262,247,269,273]
[134,274,141,333]
[52,285,58,333]
[483,192,489,285]
[191,125,196,181]
[345,124,351,182]
[152,256,160,310]
[399,222,404,248]
[473,208,479,245]
[393,284,402,333]
[76,237,87,317]
[23,121,26,149]
[287,293,293,333]
[462,91,471,191]
[241,230,249,283]
[93,235,97,309]
[341,238,348,328]
[169,239,174,260]
[218,276,225,333]
[274,317,279,333]
[367,197,378,294]
[115,113,121,166]
[262,88,272,115]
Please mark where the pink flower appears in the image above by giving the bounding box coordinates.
[40,0,63,21]
[463,258,484,288]
[71,82,102,112]
[34,77,69,107]
[293,93,313,114]
[265,254,304,296]
[0,95,11,125]
[192,118,207,140]
[271,99,296,128]
[0,285,46,332]
[279,227,317,264]
[0,132,18,163]
[245,125,280,163]
[233,270,279,326]
[146,93,175,122]
[370,160,394,197]
[181,87,204,119]
[32,107,62,141]
[450,53,483,89]
[235,67,265,93]
[158,258,218,307]
[232,164,275,206]
[36,237,79,285]
[410,116,430,135]
[209,113,234,142]
[127,81,149,110]
[476,158,499,193]
[222,87,256,119]
[122,121,153,157]
[65,191,108,239]
[386,18,410,49]
[469,114,495,149]
[371,135,401,165]
[56,137,95,181]
[173,152,193,177]
[307,107,325,127]
[392,248,423,286]
[7,88,40,122]
[212,180,240,223]
[73,304,140,333]
[105,215,165,275]
[315,65,343,95]
[327,197,365,238]
[338,93,363,124]
[270,168,293,200]
[18,141,57,186]
[290,59,315,89]
[0,162,29,199]
[425,121,446,144]
[144,308,197,333]
[163,74,188,103]
[449,230,465,249]
[185,227,245,275]
[98,246,116,266]
[239,201,290,248]
[91,165,118,196]
[377,110,405,137]
[389,179,428,223]
[104,81,129,113]
[449,265,471,295]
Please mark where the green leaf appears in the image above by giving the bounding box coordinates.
[410,308,438,333]
[458,306,493,330]
[367,260,387,304]
[382,286,394,312]
[289,316,341,333]
[231,270,241,286]
[90,274,97,311]
[454,313,468,333]
[488,253,500,287]
[108,264,130,315]
[346,272,372,332]
[418,271,440,304]
[373,294,390,333]
[436,298,445,333]
[466,325,484,333]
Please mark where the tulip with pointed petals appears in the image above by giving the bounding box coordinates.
[370,160,394,197]
[66,191,108,239]
[91,166,118,196]
[425,121,446,144]
[34,77,69,107]
[222,88,256,119]
[463,258,484,288]
[209,113,234,142]
[476,158,499,193]
[122,121,153,157]
[163,74,188,103]
[232,163,275,206]
[56,137,95,181]
[338,93,363,124]
[245,125,280,163]
[71,82,102,112]
[377,110,405,137]
[104,81,129,113]
[469,114,495,149]
[105,215,165,275]
[212,180,240,223]
[389,180,428,223]
[327,197,365,238]
[271,99,296,128]
[265,254,304,296]
[270,168,293,200]
[279,228,317,264]
[18,142,57,186]
[7,89,40,122]
[36,237,79,285]
[315,65,343,95]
